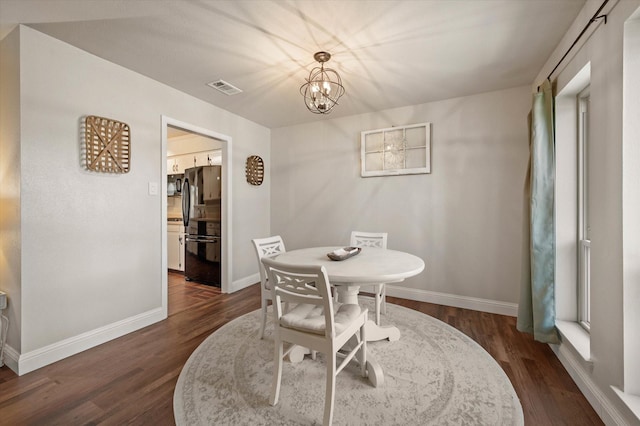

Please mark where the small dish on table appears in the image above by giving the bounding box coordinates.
[327,246,361,261]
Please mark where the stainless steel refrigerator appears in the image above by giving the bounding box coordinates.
[181,165,222,286]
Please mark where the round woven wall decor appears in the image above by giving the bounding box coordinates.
[246,155,264,186]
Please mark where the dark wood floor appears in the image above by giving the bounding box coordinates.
[0,272,602,425]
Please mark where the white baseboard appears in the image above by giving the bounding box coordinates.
[229,276,517,317]
[386,285,518,317]
[1,343,19,373]
[551,343,630,425]
[231,273,259,293]
[612,387,640,424]
[17,307,165,375]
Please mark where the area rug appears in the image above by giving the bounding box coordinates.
[174,302,524,425]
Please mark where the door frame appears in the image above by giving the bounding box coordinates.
[161,115,233,317]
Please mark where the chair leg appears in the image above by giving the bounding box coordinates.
[259,297,268,339]
[270,340,284,406]
[324,352,337,426]
[360,313,367,377]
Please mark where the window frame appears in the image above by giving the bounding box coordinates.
[577,85,591,331]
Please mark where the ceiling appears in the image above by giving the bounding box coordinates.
[0,0,585,129]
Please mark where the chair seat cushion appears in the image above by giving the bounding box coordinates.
[280,303,362,335]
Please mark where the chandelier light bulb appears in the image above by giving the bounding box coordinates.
[300,51,345,114]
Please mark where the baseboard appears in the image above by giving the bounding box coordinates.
[17,307,165,375]
[551,343,629,425]
[229,276,517,317]
[386,285,518,317]
[1,343,19,373]
[231,273,259,293]
[612,387,640,424]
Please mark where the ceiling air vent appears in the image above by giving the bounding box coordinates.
[206,80,243,96]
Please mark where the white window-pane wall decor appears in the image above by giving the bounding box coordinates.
[360,122,431,177]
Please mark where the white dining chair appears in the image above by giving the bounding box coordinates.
[350,231,388,325]
[261,257,367,426]
[251,235,286,339]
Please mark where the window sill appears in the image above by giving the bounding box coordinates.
[556,320,592,365]
[612,387,640,422]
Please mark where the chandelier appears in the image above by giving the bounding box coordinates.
[300,51,345,114]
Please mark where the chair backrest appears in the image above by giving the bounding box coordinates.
[350,231,387,249]
[261,257,336,337]
[252,236,286,290]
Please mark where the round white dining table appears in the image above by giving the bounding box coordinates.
[274,246,425,287]
[274,246,425,387]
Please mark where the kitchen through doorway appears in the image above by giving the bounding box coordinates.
[161,116,233,318]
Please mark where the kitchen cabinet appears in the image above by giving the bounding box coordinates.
[202,150,222,166]
[168,222,184,271]
[193,150,221,167]
[168,154,195,175]
[178,154,195,173]
[194,151,211,167]
[168,158,179,175]
[167,155,184,175]
[168,150,221,175]
[203,165,222,201]
[168,156,185,175]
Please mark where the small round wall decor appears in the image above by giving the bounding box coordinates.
[245,155,264,186]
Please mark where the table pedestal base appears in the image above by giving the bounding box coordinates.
[365,320,400,342]
[336,284,401,342]
[288,345,310,364]
[365,359,384,387]
[287,345,384,388]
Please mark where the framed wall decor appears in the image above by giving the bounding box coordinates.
[84,115,131,173]
[360,122,431,177]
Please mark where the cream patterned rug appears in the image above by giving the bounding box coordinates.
[174,302,523,425]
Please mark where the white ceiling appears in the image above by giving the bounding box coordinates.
[0,0,585,129]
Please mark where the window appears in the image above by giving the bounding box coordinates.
[577,86,591,331]
[554,63,591,361]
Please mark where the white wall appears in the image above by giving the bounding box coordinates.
[271,85,531,313]
[0,25,270,374]
[0,27,22,367]
[533,0,640,423]
[622,12,640,399]
[622,8,640,400]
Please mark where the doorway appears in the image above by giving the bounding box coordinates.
[161,116,233,318]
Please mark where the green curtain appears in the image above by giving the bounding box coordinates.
[517,80,559,344]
